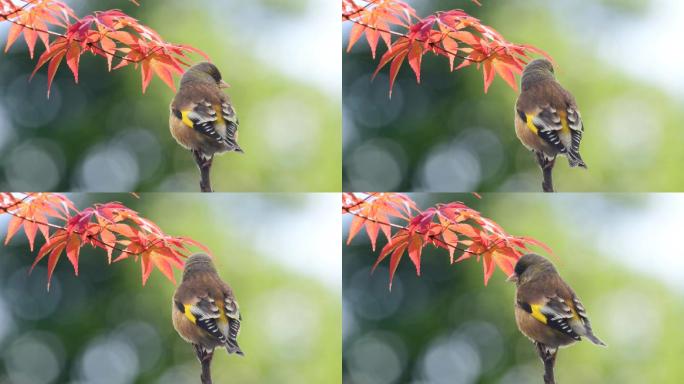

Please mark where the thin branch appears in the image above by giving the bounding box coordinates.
[343,11,508,63]
[343,205,508,257]
[536,343,557,384]
[193,150,213,193]
[342,192,379,214]
[0,199,165,257]
[342,0,381,20]
[0,3,168,64]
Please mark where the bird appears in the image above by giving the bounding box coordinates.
[508,253,604,379]
[172,253,243,365]
[169,62,242,191]
[514,58,586,192]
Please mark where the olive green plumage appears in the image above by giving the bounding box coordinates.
[515,59,586,168]
[509,253,605,351]
[172,253,243,361]
[169,62,243,162]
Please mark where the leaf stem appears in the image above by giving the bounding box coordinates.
[0,196,165,258]
[343,205,506,257]
[1,2,170,64]
[342,11,507,63]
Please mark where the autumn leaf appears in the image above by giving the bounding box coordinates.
[0,193,210,289]
[344,193,553,287]
[344,193,417,250]
[1,0,208,94]
[344,0,551,94]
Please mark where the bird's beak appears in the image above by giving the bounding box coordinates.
[219,80,231,89]
[506,273,518,283]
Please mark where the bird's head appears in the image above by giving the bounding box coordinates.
[521,58,555,89]
[182,253,217,279]
[182,62,230,89]
[507,253,555,285]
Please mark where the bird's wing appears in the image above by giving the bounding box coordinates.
[222,287,243,354]
[172,100,231,145]
[517,295,582,341]
[516,104,567,153]
[517,83,585,154]
[565,105,584,162]
[175,294,229,345]
[569,294,606,345]
[218,100,242,152]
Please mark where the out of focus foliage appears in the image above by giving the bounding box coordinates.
[0,193,341,383]
[0,0,341,192]
[343,0,684,192]
[344,193,684,383]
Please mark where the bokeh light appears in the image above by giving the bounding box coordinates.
[0,193,340,382]
[343,0,684,191]
[0,0,341,192]
[343,193,684,382]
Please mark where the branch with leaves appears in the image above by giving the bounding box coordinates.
[343,192,552,287]
[0,193,210,289]
[343,0,550,95]
[0,0,207,96]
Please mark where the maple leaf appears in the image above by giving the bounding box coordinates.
[1,193,209,289]
[344,193,554,287]
[344,0,552,94]
[345,0,416,58]
[3,193,75,251]
[2,0,209,94]
[3,0,74,58]
[344,193,417,250]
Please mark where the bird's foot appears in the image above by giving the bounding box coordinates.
[192,150,213,169]
[193,344,214,363]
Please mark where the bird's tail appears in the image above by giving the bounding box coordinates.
[227,341,244,356]
[566,150,587,169]
[584,331,606,347]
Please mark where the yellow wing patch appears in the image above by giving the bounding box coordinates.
[530,304,548,324]
[558,110,570,134]
[183,304,197,324]
[180,111,195,129]
[525,114,538,134]
[214,105,225,124]
[217,302,228,325]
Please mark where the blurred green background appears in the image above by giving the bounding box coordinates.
[0,0,341,192]
[0,193,341,383]
[343,193,684,383]
[343,0,684,192]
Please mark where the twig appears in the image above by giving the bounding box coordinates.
[535,152,555,193]
[0,3,169,64]
[343,10,508,63]
[193,151,213,193]
[201,354,213,384]
[193,344,214,384]
[0,196,166,257]
[343,205,508,257]
[536,343,557,384]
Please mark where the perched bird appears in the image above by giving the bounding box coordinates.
[508,253,604,378]
[169,62,242,191]
[514,59,586,192]
[172,253,243,364]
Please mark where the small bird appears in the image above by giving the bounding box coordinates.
[172,253,243,365]
[169,62,242,191]
[514,59,586,192]
[508,254,604,377]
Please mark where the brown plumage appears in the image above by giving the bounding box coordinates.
[172,253,243,360]
[514,59,586,169]
[509,254,605,351]
[169,62,243,165]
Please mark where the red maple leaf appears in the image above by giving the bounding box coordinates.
[1,193,210,289]
[344,193,553,287]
